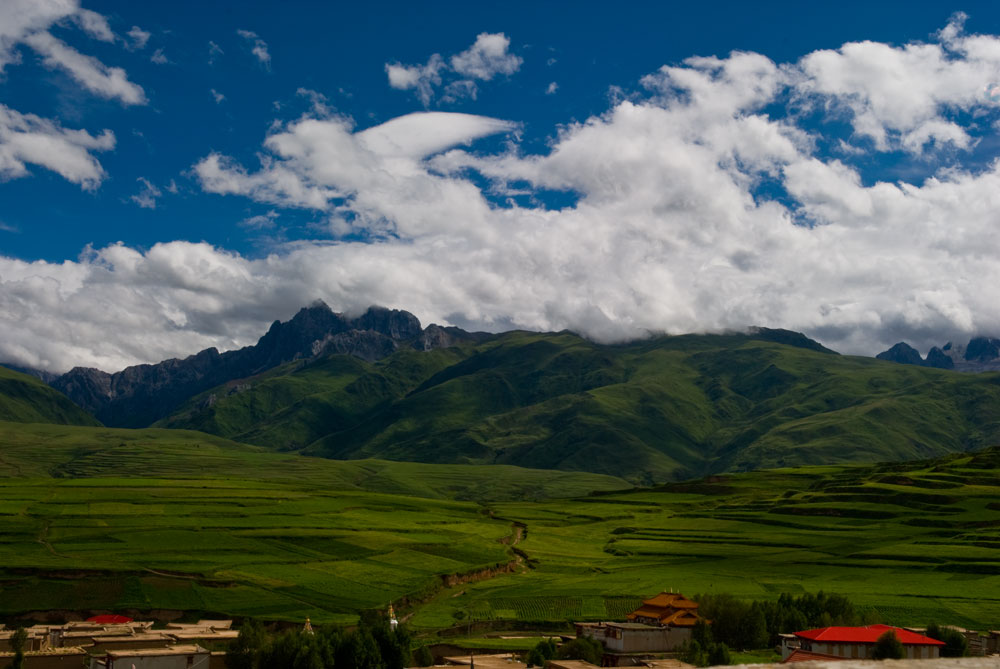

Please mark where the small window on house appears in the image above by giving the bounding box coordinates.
[187,657,194,666]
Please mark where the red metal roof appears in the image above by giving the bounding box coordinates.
[86,615,134,624]
[795,625,944,646]
[782,649,850,664]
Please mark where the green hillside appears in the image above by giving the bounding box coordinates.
[0,365,100,426]
[0,421,629,501]
[409,445,1000,631]
[2,440,999,629]
[157,331,1000,482]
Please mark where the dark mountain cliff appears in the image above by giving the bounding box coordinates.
[877,336,1000,372]
[50,303,483,428]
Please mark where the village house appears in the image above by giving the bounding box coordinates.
[0,646,89,669]
[0,628,48,652]
[576,592,702,663]
[786,625,945,661]
[626,593,700,629]
[90,644,212,669]
[0,616,236,667]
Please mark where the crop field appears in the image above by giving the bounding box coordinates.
[0,421,626,624]
[0,477,514,624]
[2,423,1000,633]
[408,449,1000,631]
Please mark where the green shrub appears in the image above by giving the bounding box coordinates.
[555,637,603,665]
[414,646,434,667]
[527,638,558,667]
[926,623,968,657]
[872,631,904,660]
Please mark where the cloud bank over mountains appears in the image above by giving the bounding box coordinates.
[3,10,1000,373]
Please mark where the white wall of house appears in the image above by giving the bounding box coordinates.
[804,641,939,660]
[577,624,691,653]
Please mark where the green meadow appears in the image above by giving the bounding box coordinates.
[411,449,1000,632]
[2,422,999,632]
[0,476,513,625]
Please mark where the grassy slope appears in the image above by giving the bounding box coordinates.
[0,420,625,624]
[410,447,1000,631]
[0,366,100,426]
[0,421,629,502]
[0,477,514,625]
[158,332,1000,483]
[1,442,999,629]
[155,348,470,449]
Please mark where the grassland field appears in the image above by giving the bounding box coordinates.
[2,420,1000,637]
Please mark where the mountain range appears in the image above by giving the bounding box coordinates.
[49,303,487,428]
[876,337,1000,372]
[3,303,1000,483]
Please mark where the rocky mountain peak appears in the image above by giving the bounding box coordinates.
[876,336,1000,372]
[353,306,422,341]
[965,336,1000,362]
[876,342,925,366]
[49,304,473,428]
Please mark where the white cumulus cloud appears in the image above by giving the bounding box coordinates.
[237,29,270,68]
[450,32,522,80]
[386,32,521,106]
[796,15,1000,153]
[125,25,150,50]
[6,20,1000,373]
[386,54,445,106]
[73,8,115,42]
[130,177,161,209]
[24,31,146,105]
[0,104,114,189]
[0,0,142,191]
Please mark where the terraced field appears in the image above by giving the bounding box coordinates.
[0,421,628,624]
[410,448,1000,631]
[2,425,999,632]
[0,477,514,624]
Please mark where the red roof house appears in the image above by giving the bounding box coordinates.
[627,592,700,628]
[794,625,944,661]
[86,615,134,625]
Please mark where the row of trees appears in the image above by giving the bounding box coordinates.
[683,592,970,665]
[680,622,731,668]
[694,591,875,651]
[226,614,414,669]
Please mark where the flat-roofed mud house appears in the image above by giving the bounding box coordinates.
[576,592,702,663]
[89,644,211,669]
[0,647,89,668]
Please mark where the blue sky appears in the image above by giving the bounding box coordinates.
[3,0,988,260]
[3,1,1000,371]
